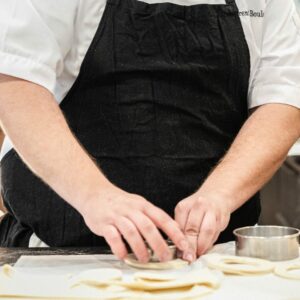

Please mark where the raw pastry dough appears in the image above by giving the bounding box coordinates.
[108,269,220,291]
[203,254,274,275]
[2,264,14,277]
[70,268,122,287]
[274,263,300,280]
[124,254,188,270]
[133,271,180,281]
[0,266,220,299]
[120,285,214,300]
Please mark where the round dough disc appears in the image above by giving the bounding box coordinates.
[119,285,214,300]
[203,254,274,275]
[70,268,122,286]
[274,263,300,280]
[124,254,188,270]
[134,271,180,282]
[110,269,220,291]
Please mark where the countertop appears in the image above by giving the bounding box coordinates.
[0,244,299,299]
[0,247,111,265]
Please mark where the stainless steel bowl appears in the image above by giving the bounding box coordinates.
[234,226,300,261]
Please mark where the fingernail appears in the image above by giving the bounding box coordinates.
[184,253,195,262]
[179,240,189,251]
[186,254,194,262]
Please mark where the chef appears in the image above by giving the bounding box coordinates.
[0,0,299,263]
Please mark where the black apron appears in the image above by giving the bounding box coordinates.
[0,0,260,247]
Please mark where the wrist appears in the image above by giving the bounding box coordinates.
[195,186,237,213]
[72,178,116,215]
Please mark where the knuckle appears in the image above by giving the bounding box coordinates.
[175,202,186,213]
[203,228,214,236]
[103,227,118,241]
[102,226,112,236]
[141,222,155,235]
[125,226,137,237]
[185,225,199,236]
[195,200,207,211]
[162,219,173,229]
[120,224,136,237]
[139,201,150,212]
[133,196,145,209]
[195,198,204,205]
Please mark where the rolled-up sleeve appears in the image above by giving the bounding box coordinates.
[249,0,300,109]
[0,0,77,94]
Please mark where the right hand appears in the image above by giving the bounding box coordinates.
[79,185,189,263]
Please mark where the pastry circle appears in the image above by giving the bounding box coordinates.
[203,254,274,275]
[110,269,220,291]
[70,268,122,286]
[133,271,180,281]
[274,263,300,280]
[124,254,188,270]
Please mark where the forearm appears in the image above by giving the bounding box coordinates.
[198,104,300,212]
[0,75,112,211]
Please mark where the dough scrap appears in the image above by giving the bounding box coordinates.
[124,254,188,270]
[2,265,14,278]
[203,254,274,275]
[70,268,122,287]
[274,263,300,280]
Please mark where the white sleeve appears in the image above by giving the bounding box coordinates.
[249,0,300,109]
[0,0,78,94]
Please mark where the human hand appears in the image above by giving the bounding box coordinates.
[175,192,232,261]
[80,185,189,263]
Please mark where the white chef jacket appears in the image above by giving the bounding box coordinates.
[0,0,300,160]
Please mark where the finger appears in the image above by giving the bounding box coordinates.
[211,216,222,245]
[115,217,149,263]
[102,225,128,260]
[220,214,230,232]
[210,214,229,249]
[212,230,220,247]
[174,201,191,231]
[197,212,217,256]
[183,203,206,261]
[130,211,171,262]
[145,204,189,252]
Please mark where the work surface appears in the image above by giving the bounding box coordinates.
[0,243,299,300]
[0,247,110,265]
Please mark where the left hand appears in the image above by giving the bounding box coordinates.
[175,192,232,262]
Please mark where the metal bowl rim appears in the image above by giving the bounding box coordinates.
[233,225,300,240]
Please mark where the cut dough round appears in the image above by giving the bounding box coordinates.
[110,269,220,291]
[274,263,300,280]
[124,254,188,270]
[70,268,122,287]
[203,254,274,275]
[134,271,180,282]
[120,285,214,300]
